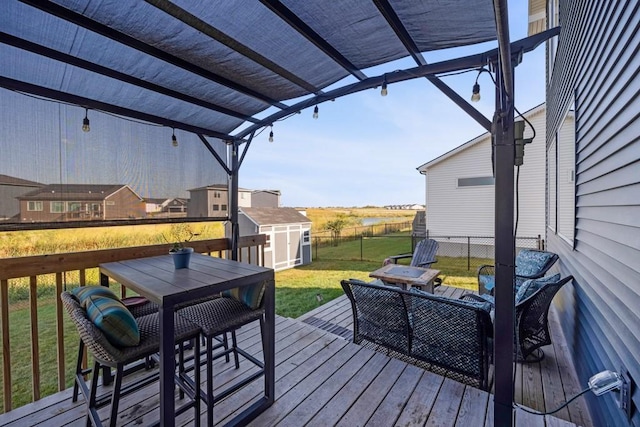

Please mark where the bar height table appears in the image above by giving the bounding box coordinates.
[99,253,275,427]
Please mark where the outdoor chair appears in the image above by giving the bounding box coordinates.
[341,279,493,390]
[462,275,573,362]
[477,249,559,295]
[178,282,268,427]
[387,238,439,268]
[61,291,202,427]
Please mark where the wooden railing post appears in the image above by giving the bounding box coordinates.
[55,273,65,392]
[1,279,11,412]
[29,276,40,401]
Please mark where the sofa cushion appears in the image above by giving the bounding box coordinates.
[515,274,561,304]
[85,295,140,347]
[479,275,495,292]
[515,250,555,277]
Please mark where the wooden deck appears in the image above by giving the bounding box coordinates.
[0,286,592,426]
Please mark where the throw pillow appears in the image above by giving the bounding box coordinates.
[85,295,140,347]
[515,250,555,277]
[515,273,561,304]
[222,281,266,310]
[71,286,119,307]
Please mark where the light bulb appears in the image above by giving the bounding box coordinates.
[171,130,178,147]
[381,81,388,96]
[82,109,90,132]
[269,129,274,143]
[471,83,481,102]
[313,105,319,119]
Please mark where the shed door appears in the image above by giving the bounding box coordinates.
[271,224,303,271]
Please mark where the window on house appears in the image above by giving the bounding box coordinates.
[27,201,43,211]
[457,176,495,187]
[212,204,219,211]
[67,202,82,212]
[547,137,557,232]
[50,201,64,213]
[556,104,575,243]
[221,204,227,211]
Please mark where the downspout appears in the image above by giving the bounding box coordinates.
[492,1,516,426]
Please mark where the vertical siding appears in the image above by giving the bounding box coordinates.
[547,1,640,426]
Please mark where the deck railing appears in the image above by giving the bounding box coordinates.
[0,234,266,413]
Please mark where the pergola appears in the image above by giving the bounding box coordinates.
[1,1,558,425]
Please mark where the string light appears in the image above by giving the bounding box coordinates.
[381,75,388,96]
[471,69,483,102]
[82,108,90,132]
[313,105,319,119]
[268,126,274,143]
[171,128,178,147]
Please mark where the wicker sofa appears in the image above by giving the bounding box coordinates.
[340,279,493,390]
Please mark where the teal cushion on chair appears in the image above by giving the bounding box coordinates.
[515,274,561,304]
[71,286,119,306]
[85,295,140,347]
[222,281,266,309]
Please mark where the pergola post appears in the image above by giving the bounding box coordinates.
[492,57,516,427]
[229,139,240,260]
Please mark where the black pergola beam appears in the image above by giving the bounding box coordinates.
[235,28,557,140]
[260,0,367,81]
[145,0,322,95]
[0,76,232,139]
[0,32,260,124]
[19,0,288,110]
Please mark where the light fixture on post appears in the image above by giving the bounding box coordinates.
[82,108,90,132]
[313,105,319,119]
[268,126,274,143]
[381,75,388,96]
[471,69,483,102]
[171,128,178,147]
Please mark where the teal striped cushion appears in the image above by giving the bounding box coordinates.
[222,282,266,310]
[85,296,140,347]
[72,286,119,306]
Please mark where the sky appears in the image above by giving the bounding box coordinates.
[238,2,546,208]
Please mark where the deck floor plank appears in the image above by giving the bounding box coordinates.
[454,385,490,427]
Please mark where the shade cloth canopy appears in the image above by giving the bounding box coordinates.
[1,0,498,141]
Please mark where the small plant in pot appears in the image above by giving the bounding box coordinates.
[165,224,198,269]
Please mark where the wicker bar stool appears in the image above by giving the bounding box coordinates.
[61,291,201,427]
[178,295,266,427]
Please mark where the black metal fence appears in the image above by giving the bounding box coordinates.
[313,221,412,239]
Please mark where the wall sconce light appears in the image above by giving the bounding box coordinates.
[82,108,90,132]
[313,105,319,119]
[171,128,178,147]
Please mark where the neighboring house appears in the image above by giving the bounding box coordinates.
[144,197,166,213]
[17,184,145,222]
[251,190,280,208]
[384,204,424,210]
[0,174,43,220]
[533,1,640,425]
[227,207,312,271]
[417,104,572,243]
[189,185,280,217]
[162,198,188,214]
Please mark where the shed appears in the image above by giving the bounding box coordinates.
[0,175,44,221]
[227,207,312,271]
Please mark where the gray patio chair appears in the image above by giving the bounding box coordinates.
[477,249,559,295]
[61,291,202,427]
[462,275,573,362]
[387,238,439,268]
[178,282,267,427]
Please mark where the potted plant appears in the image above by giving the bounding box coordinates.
[165,224,197,269]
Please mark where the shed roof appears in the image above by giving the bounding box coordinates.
[2,0,500,141]
[0,174,44,187]
[240,207,310,226]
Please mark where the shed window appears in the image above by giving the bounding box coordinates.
[27,201,43,211]
[303,230,310,243]
[457,176,495,187]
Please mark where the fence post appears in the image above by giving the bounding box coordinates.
[468,236,471,271]
[314,237,318,260]
[360,235,363,261]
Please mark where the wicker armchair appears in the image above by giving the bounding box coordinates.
[341,279,493,390]
[477,249,559,295]
[387,238,439,268]
[462,275,573,362]
[61,292,201,427]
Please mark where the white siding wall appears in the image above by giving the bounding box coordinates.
[425,108,547,238]
[557,115,575,242]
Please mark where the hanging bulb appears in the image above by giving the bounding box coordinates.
[313,105,319,119]
[82,108,90,132]
[268,127,274,143]
[471,83,481,102]
[171,129,178,147]
[381,81,388,97]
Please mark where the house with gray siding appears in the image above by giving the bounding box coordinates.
[534,1,640,425]
[0,174,43,221]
